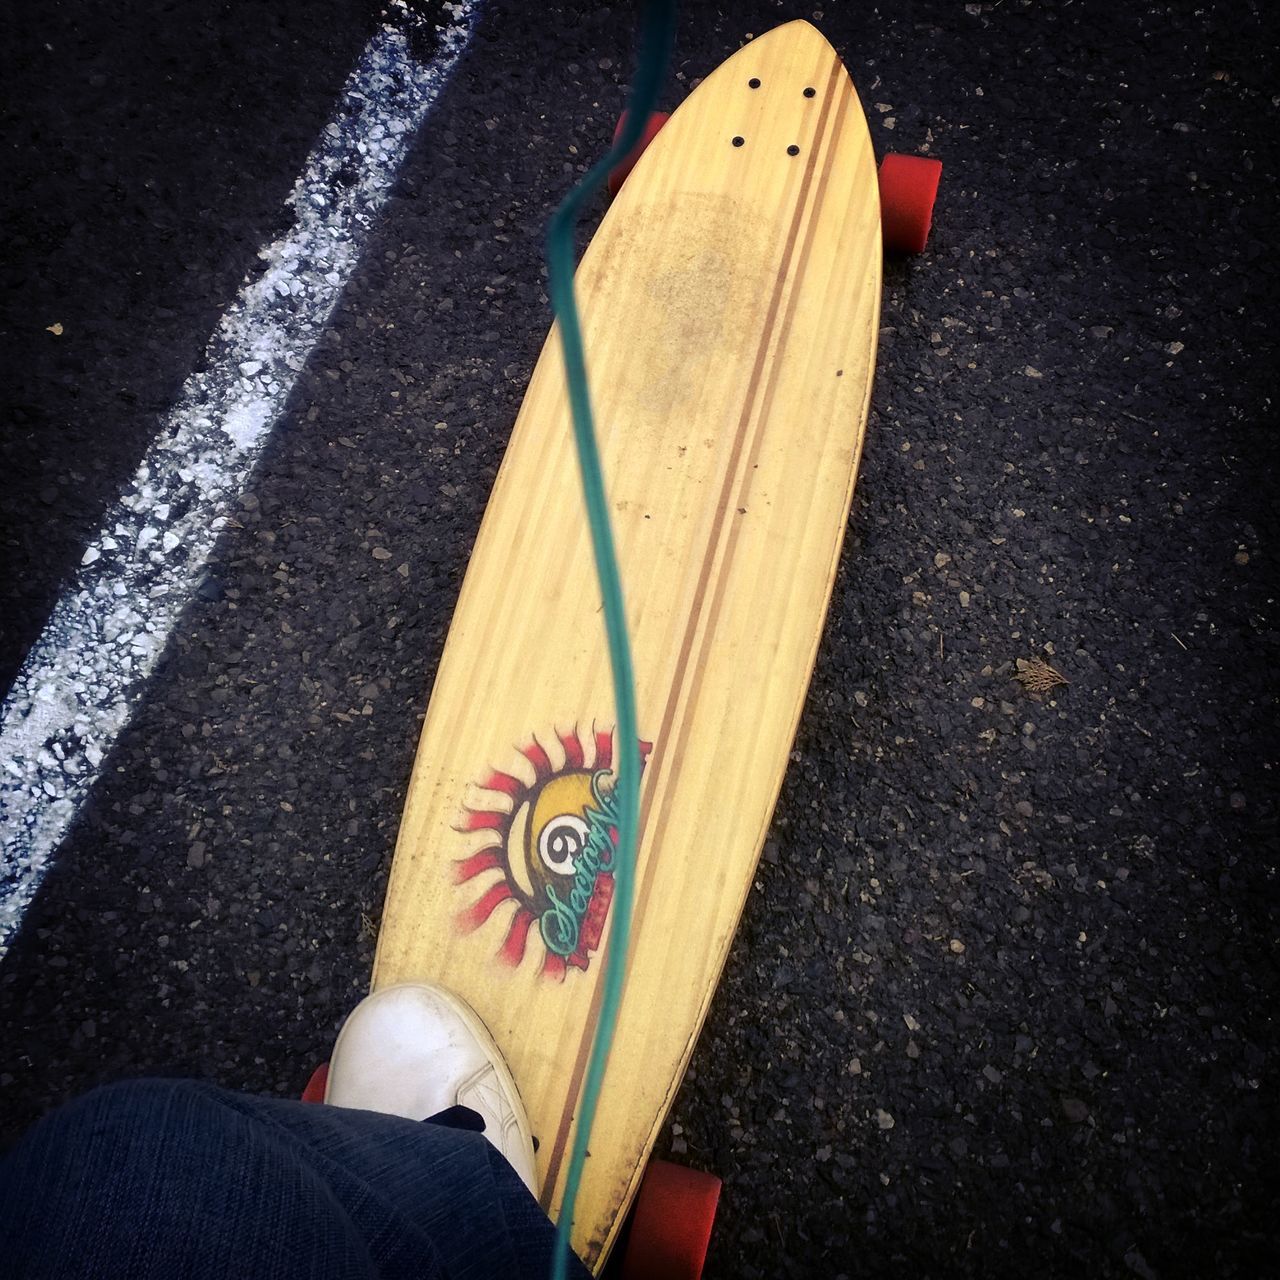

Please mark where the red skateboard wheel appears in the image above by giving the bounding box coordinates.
[608,110,671,197]
[618,1159,722,1280]
[301,1062,329,1103]
[878,153,943,254]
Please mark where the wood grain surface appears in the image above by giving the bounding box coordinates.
[373,20,881,1269]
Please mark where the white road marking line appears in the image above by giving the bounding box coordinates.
[0,1,478,956]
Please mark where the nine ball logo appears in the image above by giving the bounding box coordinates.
[453,727,652,980]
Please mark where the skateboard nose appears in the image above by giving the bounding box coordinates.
[713,19,846,170]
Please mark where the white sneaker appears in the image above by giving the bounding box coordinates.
[325,982,537,1195]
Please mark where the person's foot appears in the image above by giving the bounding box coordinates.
[325,983,537,1194]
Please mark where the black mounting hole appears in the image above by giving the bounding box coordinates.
[732,136,745,147]
[787,144,800,156]
[803,86,817,98]
[748,77,761,89]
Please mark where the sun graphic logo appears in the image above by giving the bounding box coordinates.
[453,727,652,980]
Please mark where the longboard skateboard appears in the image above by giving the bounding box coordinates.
[353,20,938,1274]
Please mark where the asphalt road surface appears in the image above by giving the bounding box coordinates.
[2,2,1276,1276]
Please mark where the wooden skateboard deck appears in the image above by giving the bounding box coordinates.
[374,20,881,1270]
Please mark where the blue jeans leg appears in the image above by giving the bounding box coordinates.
[0,1078,591,1280]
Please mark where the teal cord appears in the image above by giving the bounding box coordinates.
[545,3,676,1276]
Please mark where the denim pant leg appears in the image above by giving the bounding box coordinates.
[0,1078,591,1280]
